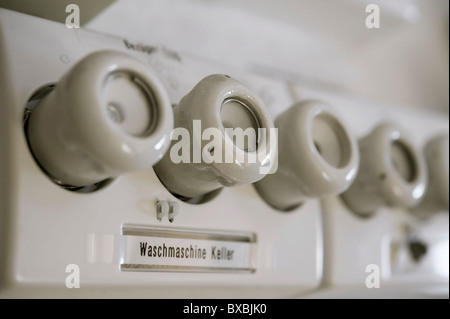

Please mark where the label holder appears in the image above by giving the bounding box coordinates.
[120,224,257,273]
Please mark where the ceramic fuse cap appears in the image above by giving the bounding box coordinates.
[254,100,359,211]
[27,50,173,187]
[341,123,428,216]
[413,135,449,216]
[153,74,276,200]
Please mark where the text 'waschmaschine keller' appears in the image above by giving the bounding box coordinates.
[139,242,235,260]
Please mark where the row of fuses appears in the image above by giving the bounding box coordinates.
[24,50,449,217]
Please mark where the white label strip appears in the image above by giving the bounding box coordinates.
[120,233,255,273]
